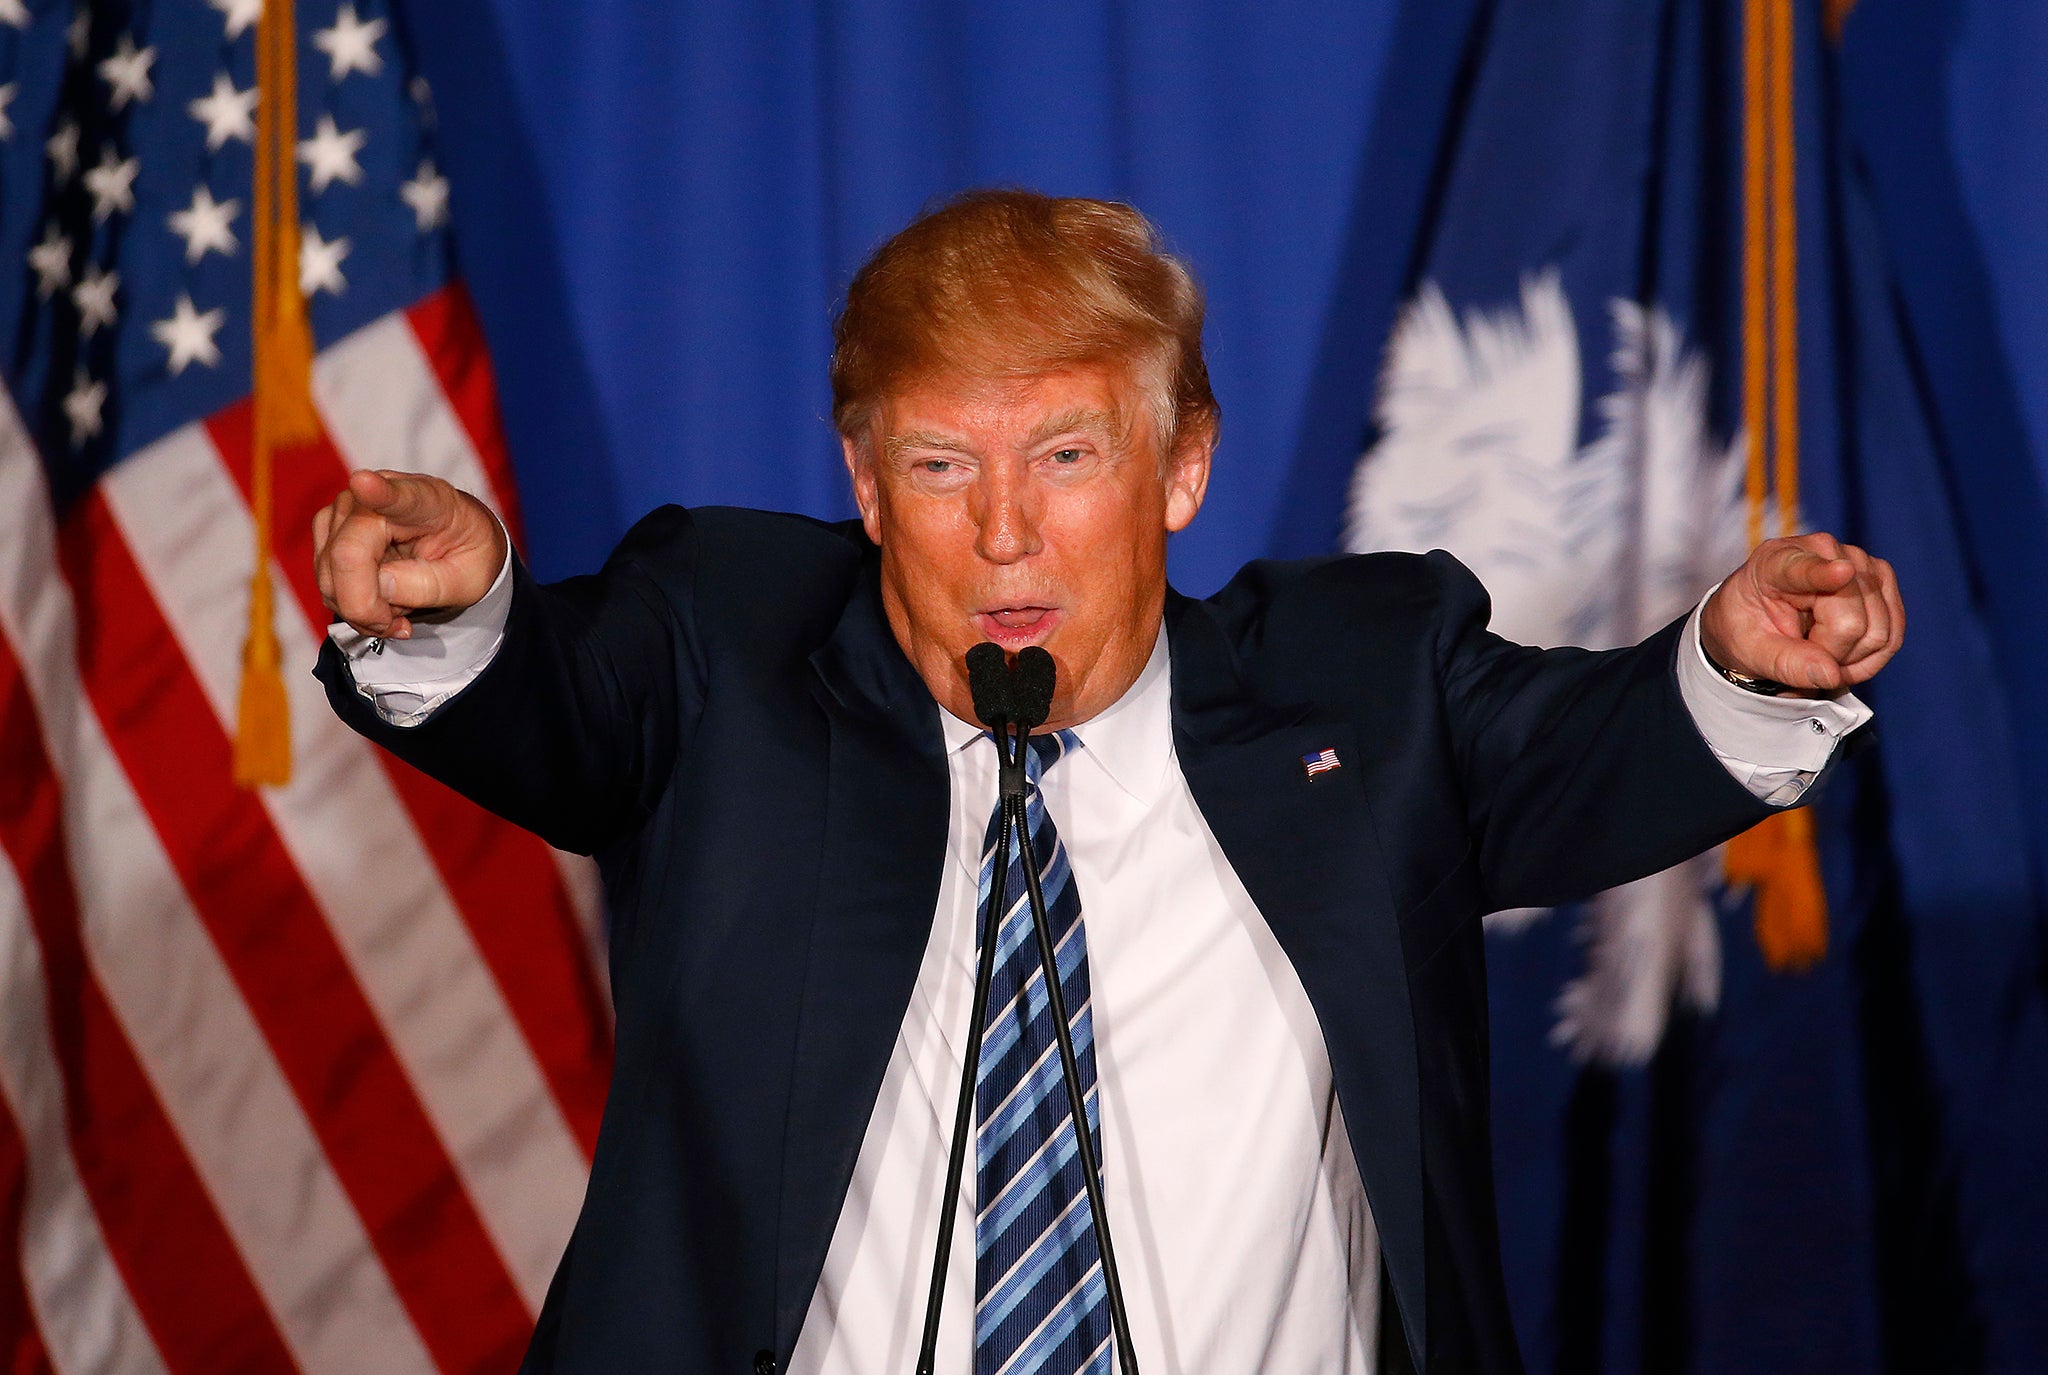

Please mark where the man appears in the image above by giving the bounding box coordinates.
[314,191,1902,1375]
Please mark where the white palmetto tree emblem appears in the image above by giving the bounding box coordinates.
[1346,271,1757,1065]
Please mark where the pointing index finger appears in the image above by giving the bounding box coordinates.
[1763,543,1855,599]
[347,468,448,533]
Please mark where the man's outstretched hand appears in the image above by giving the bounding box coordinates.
[314,469,507,640]
[1701,533,1905,695]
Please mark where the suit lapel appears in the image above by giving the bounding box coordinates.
[1165,591,1429,1363]
[776,555,951,1352]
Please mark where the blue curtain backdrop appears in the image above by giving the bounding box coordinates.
[393,2,2048,588]
[394,1,2048,1370]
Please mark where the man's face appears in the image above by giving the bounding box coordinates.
[844,363,1212,732]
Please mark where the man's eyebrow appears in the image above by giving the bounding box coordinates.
[1022,407,1121,449]
[883,429,974,460]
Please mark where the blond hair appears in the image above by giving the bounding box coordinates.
[831,189,1218,456]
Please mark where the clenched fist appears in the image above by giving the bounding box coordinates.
[313,469,507,640]
[1701,532,1905,695]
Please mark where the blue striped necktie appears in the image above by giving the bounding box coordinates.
[973,730,1113,1375]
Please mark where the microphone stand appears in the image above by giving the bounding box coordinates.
[913,712,1019,1375]
[914,674,1141,1374]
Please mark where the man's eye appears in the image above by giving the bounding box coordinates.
[1051,448,1084,464]
[918,459,954,474]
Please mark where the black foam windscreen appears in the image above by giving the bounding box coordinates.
[965,642,1012,728]
[1010,647,1056,731]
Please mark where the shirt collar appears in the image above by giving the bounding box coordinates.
[937,626,1174,806]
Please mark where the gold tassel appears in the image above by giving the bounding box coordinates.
[235,0,318,786]
[1732,0,1828,970]
[1725,809,1829,972]
[234,566,294,787]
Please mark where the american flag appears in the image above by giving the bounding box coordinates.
[1301,748,1340,779]
[0,2,611,1372]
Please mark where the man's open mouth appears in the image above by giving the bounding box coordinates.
[975,606,1059,644]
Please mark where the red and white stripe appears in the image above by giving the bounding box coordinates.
[0,286,613,1373]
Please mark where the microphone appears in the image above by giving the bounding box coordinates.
[1010,646,1055,730]
[968,643,1055,798]
[966,642,1029,797]
[965,642,1011,728]
[915,645,1141,1375]
[965,642,1054,731]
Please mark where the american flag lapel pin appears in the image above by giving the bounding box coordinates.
[1301,747,1341,780]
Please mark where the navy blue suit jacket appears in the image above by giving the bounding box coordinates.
[317,505,1780,1374]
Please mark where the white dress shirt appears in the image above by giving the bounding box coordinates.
[332,550,1869,1373]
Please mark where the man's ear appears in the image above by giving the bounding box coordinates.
[1162,421,1214,534]
[841,433,883,544]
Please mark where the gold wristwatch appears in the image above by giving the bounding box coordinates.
[1702,647,1792,696]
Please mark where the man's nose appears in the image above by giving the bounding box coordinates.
[974,467,1043,564]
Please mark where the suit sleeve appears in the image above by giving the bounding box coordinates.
[315,504,705,855]
[1423,550,1783,911]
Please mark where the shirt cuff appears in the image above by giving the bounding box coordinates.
[1677,591,1872,807]
[328,537,513,727]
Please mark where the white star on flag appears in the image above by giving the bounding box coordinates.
[64,368,107,445]
[314,3,387,81]
[66,11,89,60]
[83,148,141,223]
[168,185,241,263]
[298,113,367,194]
[401,161,451,232]
[209,0,263,42]
[28,225,71,298]
[188,72,257,151]
[0,83,17,142]
[98,33,158,111]
[0,0,29,30]
[299,224,351,296]
[46,120,80,181]
[72,264,120,336]
[151,294,228,375]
